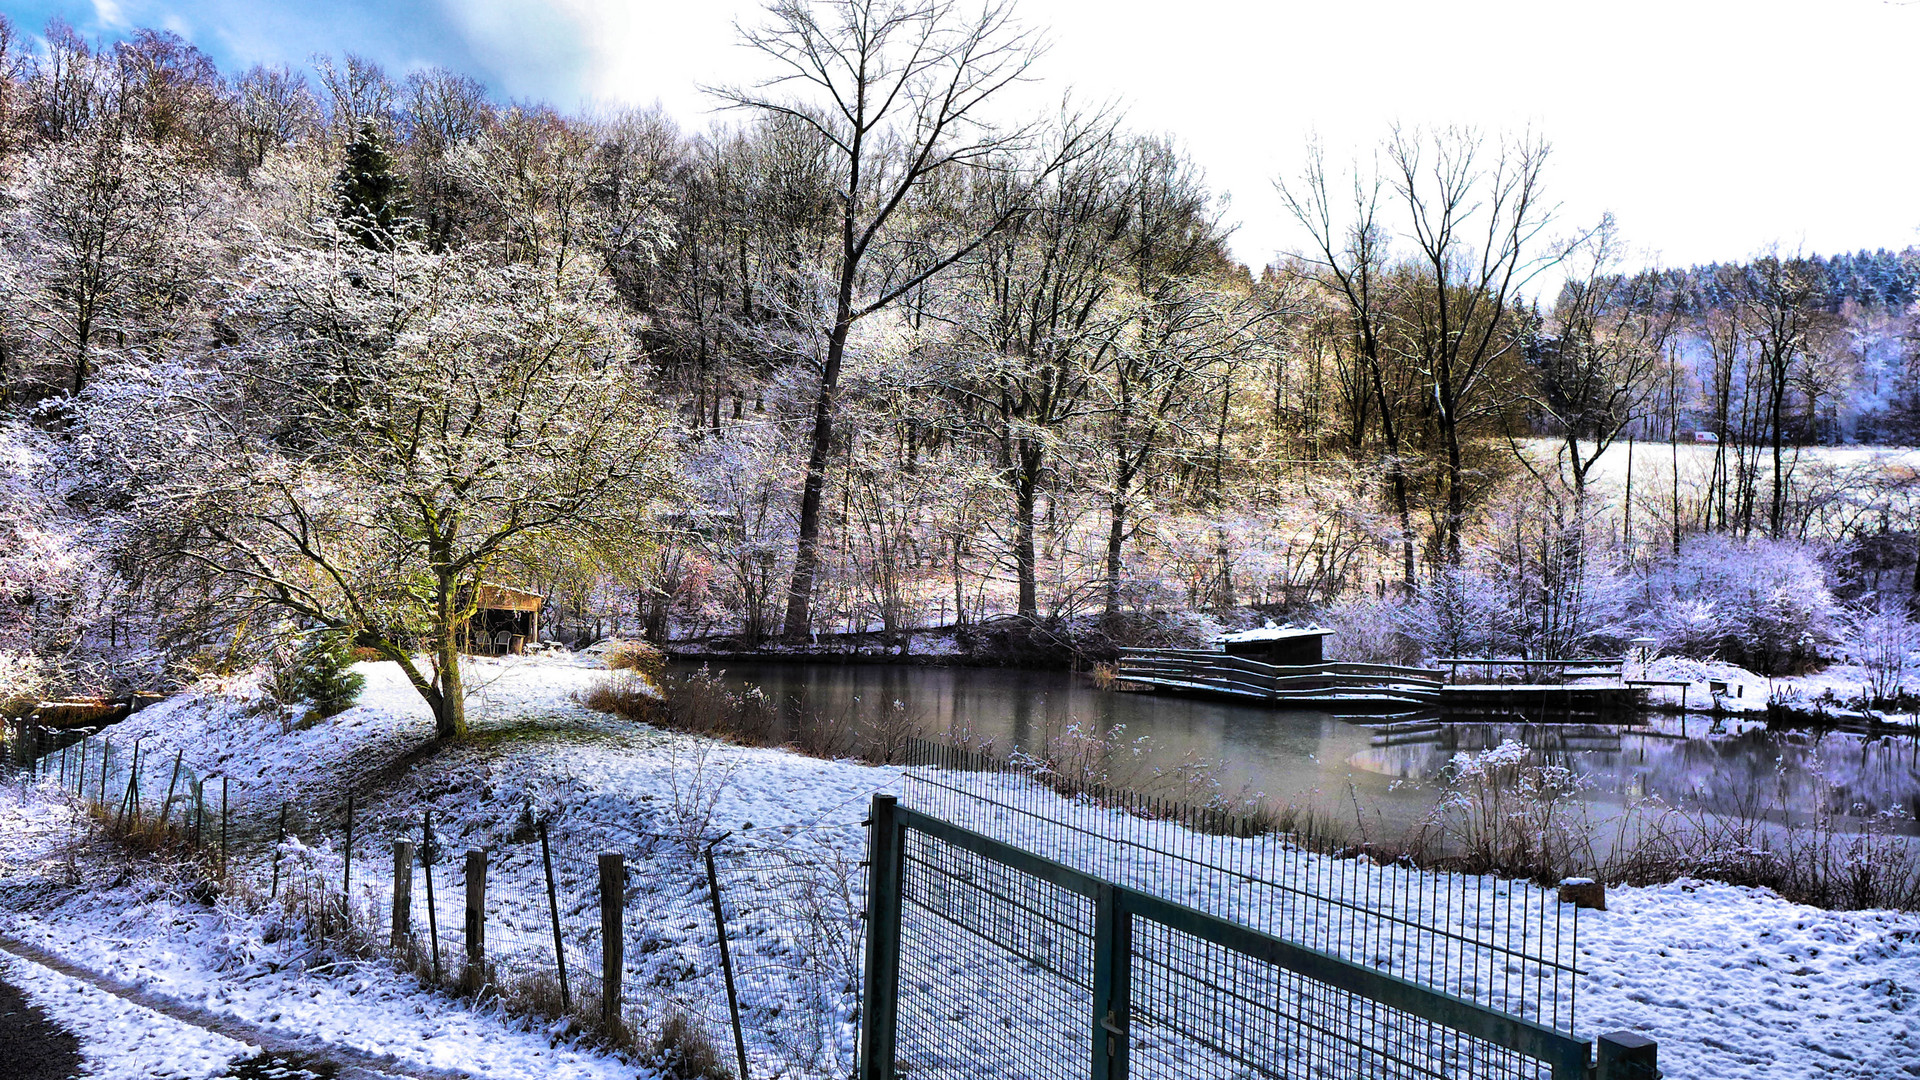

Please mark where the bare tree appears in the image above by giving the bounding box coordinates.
[12,133,207,396]
[1735,253,1833,539]
[1524,215,1677,505]
[1277,142,1420,588]
[1387,126,1565,564]
[933,125,1124,619]
[713,0,1049,639]
[1099,136,1279,618]
[233,64,321,170]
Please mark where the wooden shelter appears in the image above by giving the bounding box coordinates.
[1216,625,1331,667]
[464,583,543,655]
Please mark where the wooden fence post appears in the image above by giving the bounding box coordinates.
[391,840,414,949]
[598,852,624,1032]
[464,848,487,974]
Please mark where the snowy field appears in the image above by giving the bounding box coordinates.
[1,656,1917,1078]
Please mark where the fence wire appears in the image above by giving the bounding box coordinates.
[5,723,862,1079]
[897,738,1580,1036]
[896,828,1092,1080]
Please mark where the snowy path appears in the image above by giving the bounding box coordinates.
[0,934,475,1080]
[0,946,250,1080]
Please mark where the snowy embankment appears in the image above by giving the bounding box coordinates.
[1634,654,1920,729]
[2,655,1916,1079]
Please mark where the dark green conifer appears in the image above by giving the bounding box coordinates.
[335,120,411,249]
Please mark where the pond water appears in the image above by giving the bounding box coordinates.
[690,660,1920,839]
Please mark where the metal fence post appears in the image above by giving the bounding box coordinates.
[858,794,903,1080]
[391,840,414,949]
[465,847,487,975]
[538,820,571,1014]
[1091,883,1132,1080]
[704,844,752,1080]
[343,794,355,902]
[598,851,624,1032]
[1596,1031,1658,1080]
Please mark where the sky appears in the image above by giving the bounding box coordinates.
[4,0,1918,272]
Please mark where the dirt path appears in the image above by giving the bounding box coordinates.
[0,967,83,1080]
[0,935,485,1080]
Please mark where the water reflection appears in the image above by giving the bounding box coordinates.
[689,661,1920,835]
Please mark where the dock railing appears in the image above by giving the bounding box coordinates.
[1435,658,1626,686]
[1116,648,1446,705]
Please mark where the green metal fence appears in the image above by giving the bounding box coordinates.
[858,794,1657,1080]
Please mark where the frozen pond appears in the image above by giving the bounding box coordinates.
[691,660,1920,838]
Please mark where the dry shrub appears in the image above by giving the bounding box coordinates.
[646,1010,731,1080]
[1376,741,1920,909]
[1401,740,1594,882]
[1602,787,1920,911]
[855,699,916,765]
[602,640,667,679]
[655,667,778,744]
[580,672,662,722]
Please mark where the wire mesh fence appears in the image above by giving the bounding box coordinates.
[897,738,1581,1035]
[895,825,1094,1080]
[872,795,1607,1080]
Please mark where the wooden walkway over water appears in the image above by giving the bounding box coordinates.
[1116,649,1646,721]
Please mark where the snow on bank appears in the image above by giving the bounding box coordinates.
[1579,880,1920,1079]
[1641,656,1774,715]
[87,653,619,814]
[15,660,1920,1080]
[0,790,643,1080]
[1,950,250,1080]
[1639,655,1920,728]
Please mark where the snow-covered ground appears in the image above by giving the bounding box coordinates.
[1638,654,1920,728]
[3,655,1917,1079]
[0,779,644,1080]
[0,949,247,1080]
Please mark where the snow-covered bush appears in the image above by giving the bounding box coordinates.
[1636,535,1843,674]
[1317,594,1424,666]
[1852,596,1917,702]
[1412,739,1593,881]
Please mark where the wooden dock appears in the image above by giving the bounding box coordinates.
[1116,649,1646,720]
[1115,649,1447,711]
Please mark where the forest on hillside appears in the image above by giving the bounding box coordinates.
[3,5,1920,728]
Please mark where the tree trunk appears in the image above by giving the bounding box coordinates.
[1443,418,1466,564]
[434,576,467,739]
[1769,365,1788,539]
[1013,441,1042,620]
[781,296,855,640]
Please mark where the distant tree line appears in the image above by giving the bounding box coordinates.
[3,4,1920,728]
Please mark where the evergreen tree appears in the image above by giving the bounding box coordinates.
[335,120,411,249]
[292,629,365,718]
